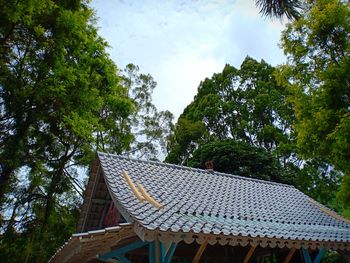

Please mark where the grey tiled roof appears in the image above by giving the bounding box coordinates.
[98,152,350,246]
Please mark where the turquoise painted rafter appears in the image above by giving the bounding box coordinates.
[99,240,177,263]
[302,248,327,263]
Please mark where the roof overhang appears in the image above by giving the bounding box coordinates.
[49,223,136,263]
[133,222,350,251]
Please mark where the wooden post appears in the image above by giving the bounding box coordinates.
[283,248,296,263]
[243,246,256,263]
[192,241,208,263]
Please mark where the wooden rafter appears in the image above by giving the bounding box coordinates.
[243,246,256,263]
[283,248,296,263]
[192,240,208,263]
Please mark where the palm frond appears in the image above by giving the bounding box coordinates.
[255,0,304,20]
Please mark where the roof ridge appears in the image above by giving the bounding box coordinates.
[97,151,295,188]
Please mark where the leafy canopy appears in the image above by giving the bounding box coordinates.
[0,1,173,262]
[279,0,350,205]
[166,56,341,209]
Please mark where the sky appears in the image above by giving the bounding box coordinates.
[91,0,287,119]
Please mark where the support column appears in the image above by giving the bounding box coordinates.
[149,242,155,263]
[154,240,162,263]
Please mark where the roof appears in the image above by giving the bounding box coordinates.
[97,152,350,250]
[49,223,135,263]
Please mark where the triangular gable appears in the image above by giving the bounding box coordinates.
[77,156,128,233]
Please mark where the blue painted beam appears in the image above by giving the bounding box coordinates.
[160,242,166,262]
[302,248,328,263]
[302,248,312,263]
[99,240,148,260]
[161,242,166,262]
[149,242,155,263]
[117,254,132,263]
[313,249,327,263]
[164,243,177,263]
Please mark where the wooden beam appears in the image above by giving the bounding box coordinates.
[99,240,147,260]
[116,255,132,263]
[92,198,107,204]
[192,241,208,263]
[122,171,145,201]
[138,184,163,209]
[302,248,312,263]
[313,249,327,263]
[160,242,165,262]
[154,240,161,263]
[243,246,256,263]
[283,248,296,263]
[164,243,177,263]
[149,242,155,263]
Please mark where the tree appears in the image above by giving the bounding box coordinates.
[189,139,283,181]
[166,56,341,210]
[279,0,350,205]
[0,0,135,261]
[254,0,303,20]
[0,0,135,199]
[0,1,173,260]
[167,57,296,167]
[120,64,173,160]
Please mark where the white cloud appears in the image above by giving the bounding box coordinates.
[91,0,287,119]
[152,53,225,117]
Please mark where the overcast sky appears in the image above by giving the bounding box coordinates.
[91,0,287,119]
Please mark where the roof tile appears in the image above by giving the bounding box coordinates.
[97,152,350,245]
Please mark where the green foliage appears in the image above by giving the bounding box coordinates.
[322,251,348,263]
[189,140,282,181]
[120,64,174,160]
[279,0,350,207]
[0,0,132,193]
[167,57,296,166]
[166,118,207,164]
[254,0,303,20]
[0,1,173,262]
[166,56,342,213]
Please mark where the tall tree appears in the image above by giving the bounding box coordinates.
[166,56,341,208]
[0,1,173,261]
[0,0,134,200]
[0,0,134,261]
[279,0,350,206]
[167,57,296,167]
[189,139,283,182]
[121,64,173,160]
